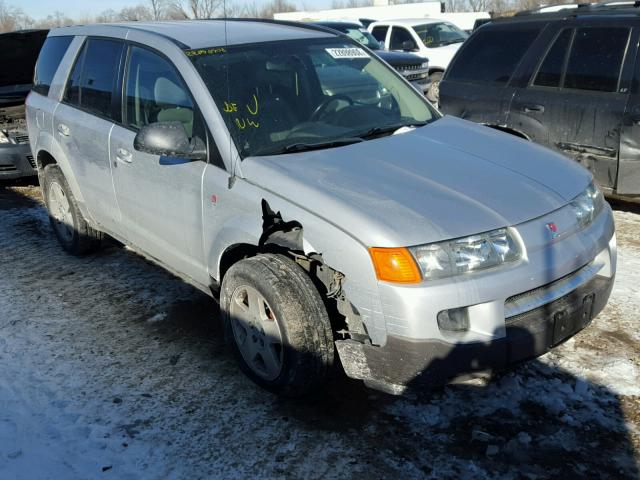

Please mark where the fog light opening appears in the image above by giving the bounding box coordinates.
[437,307,470,332]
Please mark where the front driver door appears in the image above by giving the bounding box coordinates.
[110,44,208,285]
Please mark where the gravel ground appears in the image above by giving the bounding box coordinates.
[0,182,638,480]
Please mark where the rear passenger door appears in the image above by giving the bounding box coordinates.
[53,37,125,233]
[109,45,209,285]
[440,25,542,127]
[512,24,634,190]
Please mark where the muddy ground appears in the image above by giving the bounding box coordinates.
[0,180,638,479]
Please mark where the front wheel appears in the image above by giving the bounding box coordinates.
[426,71,443,104]
[221,254,335,396]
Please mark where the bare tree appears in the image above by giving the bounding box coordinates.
[168,0,225,19]
[148,0,167,20]
[118,5,153,21]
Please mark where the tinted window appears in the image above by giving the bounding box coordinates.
[124,46,194,137]
[390,27,417,51]
[34,36,72,96]
[64,38,124,118]
[447,28,540,84]
[564,27,629,92]
[534,29,572,88]
[371,26,388,43]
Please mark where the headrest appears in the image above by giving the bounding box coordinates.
[154,77,189,108]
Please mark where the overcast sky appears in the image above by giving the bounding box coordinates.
[19,0,334,20]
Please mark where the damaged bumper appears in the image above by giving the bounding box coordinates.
[337,267,614,395]
[0,143,36,179]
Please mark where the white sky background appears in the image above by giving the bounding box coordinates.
[18,0,334,21]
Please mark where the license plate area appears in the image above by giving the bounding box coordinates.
[552,292,596,345]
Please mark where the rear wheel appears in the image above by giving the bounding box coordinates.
[221,254,335,396]
[42,164,102,255]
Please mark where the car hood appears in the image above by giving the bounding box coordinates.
[374,49,427,66]
[0,30,48,101]
[241,116,591,248]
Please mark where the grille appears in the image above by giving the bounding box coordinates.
[504,261,600,321]
[0,165,17,172]
[26,155,36,169]
[14,135,30,144]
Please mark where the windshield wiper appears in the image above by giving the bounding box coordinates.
[357,121,428,140]
[278,137,364,154]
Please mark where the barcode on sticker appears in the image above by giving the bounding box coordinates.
[325,48,370,59]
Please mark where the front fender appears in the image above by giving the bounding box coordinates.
[204,178,388,345]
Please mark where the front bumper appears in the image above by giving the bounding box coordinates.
[336,272,614,394]
[0,142,36,179]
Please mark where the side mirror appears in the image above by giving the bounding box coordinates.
[133,121,206,161]
[401,40,418,52]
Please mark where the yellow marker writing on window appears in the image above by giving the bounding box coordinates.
[246,94,259,116]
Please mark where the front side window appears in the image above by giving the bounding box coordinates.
[124,46,194,137]
[447,28,540,84]
[187,38,437,158]
[34,36,72,96]
[413,22,468,48]
[64,38,125,119]
[389,27,417,51]
[564,27,630,92]
[533,29,572,88]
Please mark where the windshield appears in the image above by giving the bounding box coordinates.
[342,27,381,50]
[187,37,437,157]
[413,22,468,48]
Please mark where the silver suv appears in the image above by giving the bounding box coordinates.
[27,20,616,396]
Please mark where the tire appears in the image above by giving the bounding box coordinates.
[42,164,102,255]
[221,253,335,396]
[427,71,443,104]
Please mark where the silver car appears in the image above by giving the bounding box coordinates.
[26,20,616,396]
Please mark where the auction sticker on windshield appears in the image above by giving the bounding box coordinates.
[325,47,370,59]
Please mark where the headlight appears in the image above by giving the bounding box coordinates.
[0,132,9,144]
[571,182,605,229]
[409,228,521,280]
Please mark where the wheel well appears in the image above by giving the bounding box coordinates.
[218,243,258,283]
[485,125,530,140]
[37,150,57,170]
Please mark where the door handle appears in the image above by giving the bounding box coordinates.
[57,123,70,137]
[116,147,133,163]
[522,104,545,114]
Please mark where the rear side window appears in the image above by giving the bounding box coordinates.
[371,26,388,43]
[33,36,72,96]
[389,27,417,51]
[564,27,630,92]
[64,38,125,119]
[533,29,572,88]
[447,28,541,84]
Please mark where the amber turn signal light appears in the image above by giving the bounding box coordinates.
[369,247,422,284]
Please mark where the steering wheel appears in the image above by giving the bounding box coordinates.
[310,94,354,121]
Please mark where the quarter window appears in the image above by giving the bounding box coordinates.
[389,27,417,51]
[64,38,125,119]
[533,29,572,88]
[564,27,629,92]
[33,36,72,96]
[447,28,541,84]
[124,46,194,137]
